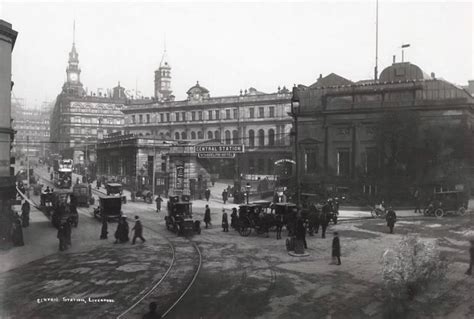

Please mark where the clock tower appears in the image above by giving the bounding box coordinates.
[62,22,84,96]
[154,49,173,101]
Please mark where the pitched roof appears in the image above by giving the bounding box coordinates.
[309,73,353,88]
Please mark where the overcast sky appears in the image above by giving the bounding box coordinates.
[1,0,473,107]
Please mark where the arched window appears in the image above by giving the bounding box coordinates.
[232,130,238,144]
[225,130,231,145]
[198,131,204,139]
[268,129,275,146]
[191,131,196,140]
[258,129,265,146]
[249,130,255,148]
[207,131,213,140]
[181,132,187,139]
[214,130,220,141]
[174,132,180,140]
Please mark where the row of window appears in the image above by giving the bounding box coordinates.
[70,117,124,125]
[130,106,278,124]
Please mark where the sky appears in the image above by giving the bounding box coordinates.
[1,0,473,107]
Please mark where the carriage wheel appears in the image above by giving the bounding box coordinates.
[457,207,466,216]
[423,209,431,216]
[434,208,444,218]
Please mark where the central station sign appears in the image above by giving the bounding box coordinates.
[194,145,244,153]
[197,152,236,159]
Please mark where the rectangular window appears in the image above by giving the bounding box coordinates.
[226,109,231,119]
[249,108,255,119]
[182,112,186,121]
[191,111,196,121]
[160,113,164,122]
[146,114,150,123]
[131,115,136,124]
[269,106,275,118]
[91,128,97,135]
[139,115,143,124]
[166,113,170,122]
[215,110,220,120]
[198,111,203,121]
[208,110,213,120]
[233,108,238,119]
[259,107,265,118]
[337,149,351,177]
[304,149,318,173]
[175,112,180,122]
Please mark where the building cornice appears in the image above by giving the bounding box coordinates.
[0,20,18,49]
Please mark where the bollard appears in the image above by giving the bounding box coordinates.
[294,239,305,254]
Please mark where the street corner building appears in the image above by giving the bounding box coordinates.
[293,61,474,201]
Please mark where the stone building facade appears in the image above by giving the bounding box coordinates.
[295,62,474,201]
[50,38,126,162]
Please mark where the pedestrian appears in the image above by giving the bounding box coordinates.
[57,222,67,251]
[230,207,238,230]
[143,301,162,319]
[332,232,341,265]
[132,216,146,244]
[466,239,474,275]
[96,180,101,190]
[100,215,108,239]
[204,205,211,229]
[321,201,331,238]
[386,207,397,234]
[115,216,130,243]
[275,213,284,240]
[64,217,72,248]
[413,189,422,214]
[222,189,228,204]
[295,218,307,249]
[21,200,30,227]
[155,195,163,213]
[11,213,24,247]
[222,209,229,232]
[205,188,211,202]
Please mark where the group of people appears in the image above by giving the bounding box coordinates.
[98,215,146,245]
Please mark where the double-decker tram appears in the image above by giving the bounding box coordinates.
[53,159,73,188]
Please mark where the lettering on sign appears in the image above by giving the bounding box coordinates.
[197,153,235,159]
[194,145,244,153]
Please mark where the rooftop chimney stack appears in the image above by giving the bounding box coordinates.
[431,72,436,79]
[393,55,396,63]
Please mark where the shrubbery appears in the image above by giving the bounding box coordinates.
[381,235,448,317]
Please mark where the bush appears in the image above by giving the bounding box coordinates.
[381,235,448,317]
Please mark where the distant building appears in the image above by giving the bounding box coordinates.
[11,100,53,162]
[295,61,474,200]
[50,33,126,162]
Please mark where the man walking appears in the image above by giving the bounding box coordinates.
[465,239,474,275]
[221,209,229,232]
[100,215,108,239]
[132,216,145,244]
[21,200,30,227]
[155,195,163,213]
[332,232,341,265]
[386,207,397,234]
[57,222,67,251]
[205,188,211,202]
[204,205,211,229]
[321,201,331,238]
[413,188,422,214]
[222,189,228,204]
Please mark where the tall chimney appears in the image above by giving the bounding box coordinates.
[393,55,396,63]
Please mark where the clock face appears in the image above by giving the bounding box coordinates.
[70,73,78,81]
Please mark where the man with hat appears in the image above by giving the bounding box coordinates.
[332,232,341,265]
[132,216,145,244]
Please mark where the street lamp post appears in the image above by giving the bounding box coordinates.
[290,86,300,208]
[245,182,251,204]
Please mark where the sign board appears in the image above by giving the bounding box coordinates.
[176,163,184,189]
[275,159,296,165]
[197,152,235,159]
[194,144,244,153]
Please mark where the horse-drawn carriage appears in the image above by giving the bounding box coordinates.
[165,195,200,236]
[237,201,274,237]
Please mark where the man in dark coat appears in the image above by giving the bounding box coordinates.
[295,218,307,249]
[64,217,72,248]
[466,239,474,275]
[413,189,422,214]
[57,222,67,251]
[21,200,30,227]
[230,207,238,230]
[115,217,130,243]
[11,213,24,247]
[321,202,331,238]
[222,189,228,204]
[132,216,145,244]
[204,205,211,228]
[222,209,229,232]
[155,195,163,213]
[332,232,341,265]
[205,188,211,202]
[143,301,162,319]
[386,207,397,234]
[100,215,108,239]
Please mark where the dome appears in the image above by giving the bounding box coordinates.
[379,62,431,82]
[186,81,210,101]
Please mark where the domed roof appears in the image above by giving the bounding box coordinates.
[379,62,431,82]
[186,81,209,95]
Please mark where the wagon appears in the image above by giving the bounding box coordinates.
[105,183,127,204]
[237,202,273,237]
[72,183,94,207]
[50,190,78,228]
[165,195,200,236]
[424,190,468,218]
[93,196,123,221]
